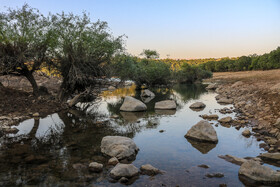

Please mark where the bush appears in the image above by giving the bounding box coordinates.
[174,63,212,83]
[112,55,171,86]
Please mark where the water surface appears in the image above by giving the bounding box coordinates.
[0,84,276,186]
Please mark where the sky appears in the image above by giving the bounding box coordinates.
[1,0,280,59]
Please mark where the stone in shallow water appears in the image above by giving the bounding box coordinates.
[260,153,280,162]
[155,100,176,110]
[218,117,232,123]
[120,96,147,112]
[108,157,119,166]
[198,164,210,169]
[201,114,219,120]
[89,162,103,172]
[218,155,247,166]
[239,160,280,186]
[140,164,162,176]
[217,98,233,104]
[100,136,139,161]
[185,120,218,143]
[205,173,224,178]
[140,89,155,98]
[110,163,139,179]
[189,102,206,109]
[242,129,251,137]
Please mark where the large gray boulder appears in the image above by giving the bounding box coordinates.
[100,136,139,161]
[141,89,155,97]
[239,161,280,185]
[185,120,218,143]
[120,96,147,112]
[189,102,206,109]
[155,100,176,110]
[110,163,139,179]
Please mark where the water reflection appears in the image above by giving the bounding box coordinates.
[0,84,274,186]
[186,139,217,154]
[120,112,146,123]
[155,109,176,116]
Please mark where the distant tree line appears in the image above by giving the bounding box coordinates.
[198,47,280,72]
[111,50,212,88]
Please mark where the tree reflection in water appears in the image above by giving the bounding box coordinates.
[0,84,208,186]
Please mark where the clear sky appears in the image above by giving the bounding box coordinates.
[1,0,280,59]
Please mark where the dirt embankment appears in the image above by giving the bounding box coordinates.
[0,74,65,132]
[206,69,280,152]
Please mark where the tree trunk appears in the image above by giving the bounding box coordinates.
[24,71,39,96]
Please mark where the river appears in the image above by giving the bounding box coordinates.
[0,84,277,186]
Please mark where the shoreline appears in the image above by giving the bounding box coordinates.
[206,69,280,153]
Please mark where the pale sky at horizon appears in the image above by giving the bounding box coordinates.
[1,0,280,59]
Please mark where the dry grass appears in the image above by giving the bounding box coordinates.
[208,69,280,84]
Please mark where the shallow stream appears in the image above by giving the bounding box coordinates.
[0,84,278,186]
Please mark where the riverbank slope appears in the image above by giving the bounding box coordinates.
[206,69,280,152]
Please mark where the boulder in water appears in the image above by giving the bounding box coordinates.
[189,102,206,109]
[185,120,218,143]
[120,96,147,112]
[239,160,280,185]
[155,100,176,110]
[100,136,139,161]
[110,163,139,180]
[141,89,155,97]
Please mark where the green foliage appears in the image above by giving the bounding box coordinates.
[140,49,160,59]
[200,47,280,72]
[0,4,53,95]
[49,12,124,99]
[112,55,171,86]
[174,63,212,83]
[112,54,212,86]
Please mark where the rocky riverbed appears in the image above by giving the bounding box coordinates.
[1,70,280,186]
[206,70,280,154]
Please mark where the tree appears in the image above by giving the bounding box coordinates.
[0,4,53,95]
[140,49,159,59]
[50,12,124,100]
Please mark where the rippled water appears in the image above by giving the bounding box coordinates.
[0,84,277,186]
